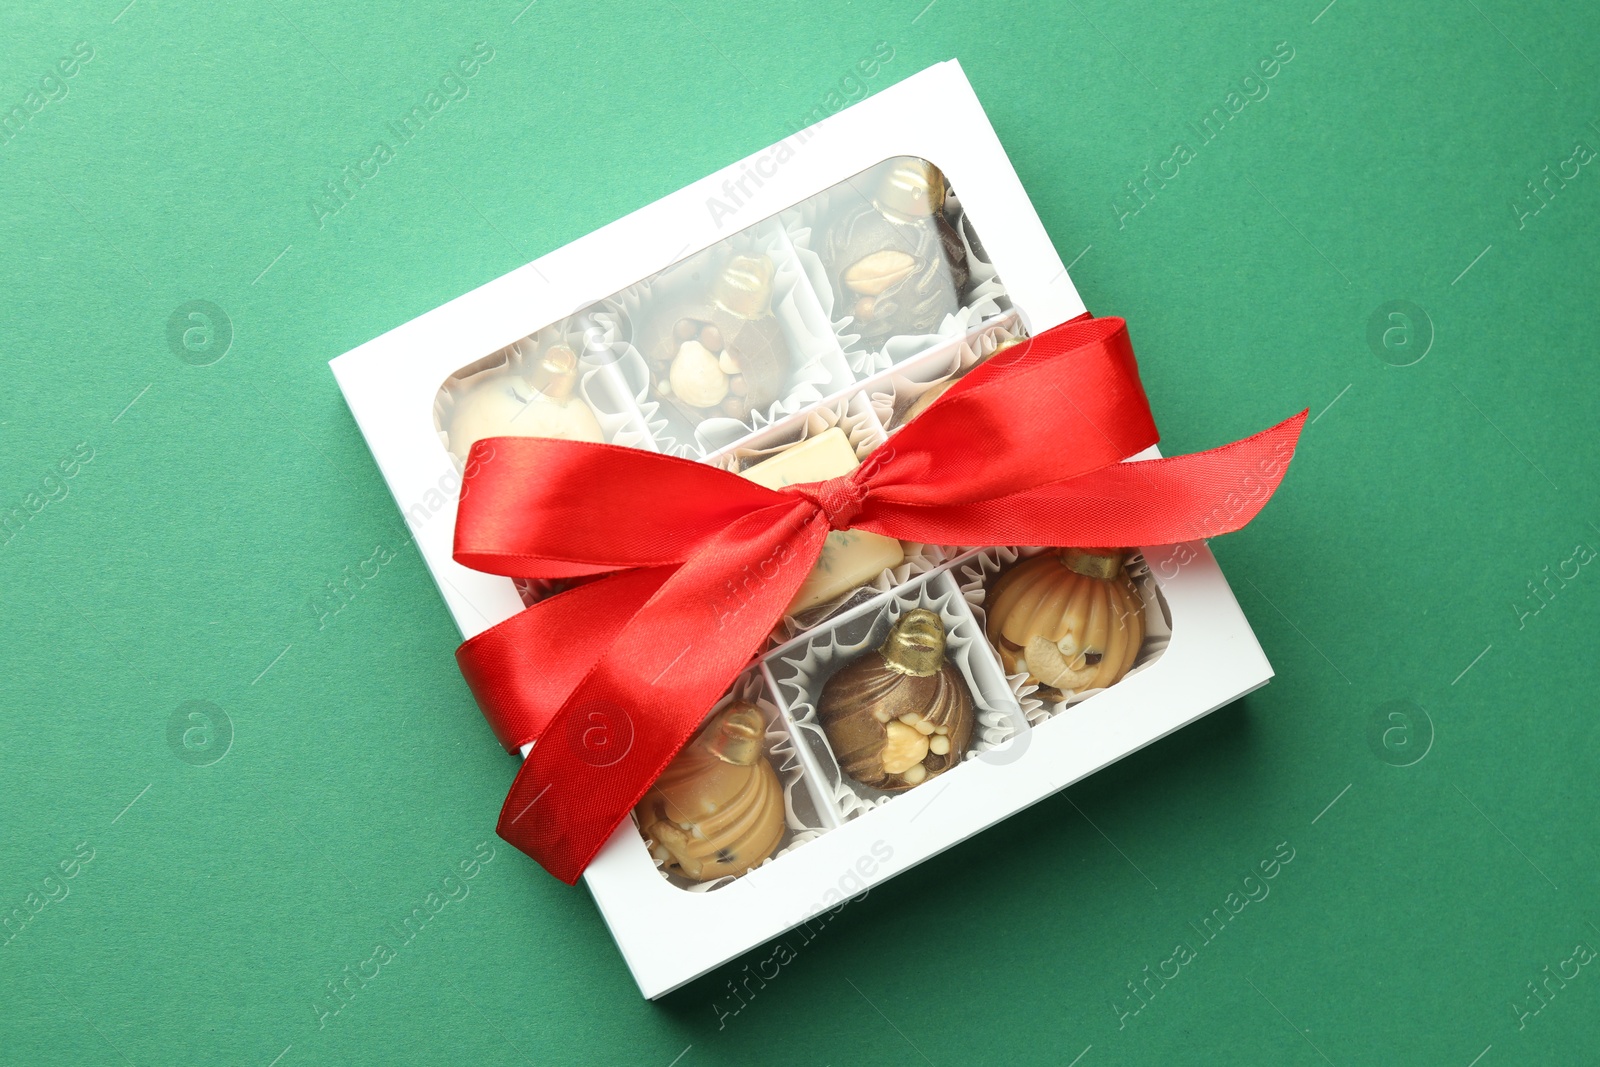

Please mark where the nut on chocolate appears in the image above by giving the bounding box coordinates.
[842,249,918,295]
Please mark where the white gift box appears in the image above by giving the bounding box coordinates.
[330,59,1273,999]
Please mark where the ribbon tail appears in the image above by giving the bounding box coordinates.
[497,502,829,885]
[456,567,677,752]
[859,411,1307,547]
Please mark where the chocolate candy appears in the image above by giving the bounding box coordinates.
[823,158,970,349]
[634,701,787,882]
[648,254,793,423]
[985,549,1145,695]
[817,609,974,792]
[446,343,603,464]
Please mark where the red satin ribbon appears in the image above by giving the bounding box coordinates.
[453,315,1306,884]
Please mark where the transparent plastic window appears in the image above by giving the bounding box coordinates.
[428,157,1173,891]
[433,156,1009,465]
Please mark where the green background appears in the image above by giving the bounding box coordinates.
[3,0,1597,1063]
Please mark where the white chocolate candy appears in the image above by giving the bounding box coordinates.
[740,427,905,614]
[447,371,603,464]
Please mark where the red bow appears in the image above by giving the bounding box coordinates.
[453,316,1305,884]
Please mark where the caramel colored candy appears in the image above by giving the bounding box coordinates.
[634,702,786,881]
[720,315,786,412]
[646,255,793,420]
[985,550,1145,694]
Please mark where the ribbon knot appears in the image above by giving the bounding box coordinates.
[791,474,866,530]
[450,315,1307,884]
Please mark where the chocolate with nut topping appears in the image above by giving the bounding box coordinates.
[817,608,974,792]
[823,158,970,349]
[642,253,793,423]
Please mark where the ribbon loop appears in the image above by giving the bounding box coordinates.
[451,314,1306,884]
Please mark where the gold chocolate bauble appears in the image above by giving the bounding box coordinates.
[817,609,975,792]
[446,343,603,464]
[985,550,1145,694]
[824,158,970,349]
[634,701,786,882]
[645,254,793,422]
